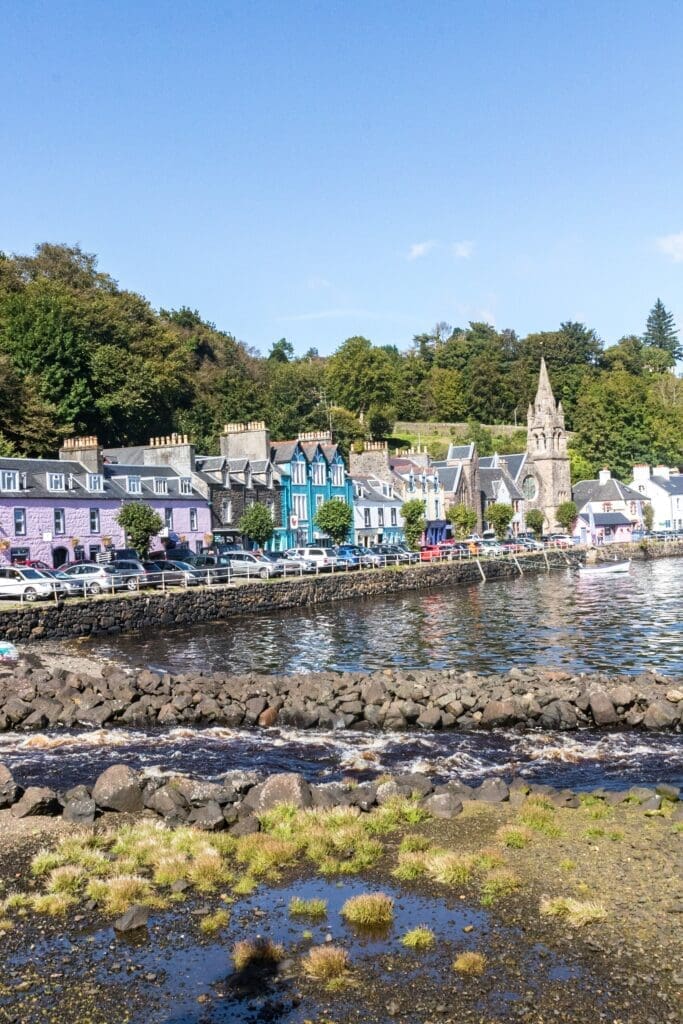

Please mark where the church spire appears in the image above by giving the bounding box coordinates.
[527,358,566,453]
[535,356,554,405]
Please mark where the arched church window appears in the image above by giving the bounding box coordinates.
[522,475,537,500]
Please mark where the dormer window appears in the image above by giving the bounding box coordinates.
[291,460,306,485]
[47,472,65,491]
[312,462,326,486]
[0,470,18,491]
[331,464,344,487]
[87,473,103,492]
[127,476,141,494]
[179,477,192,496]
[153,478,168,495]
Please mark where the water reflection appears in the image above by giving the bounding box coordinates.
[82,559,683,676]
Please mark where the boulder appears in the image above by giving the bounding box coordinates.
[244,772,312,813]
[480,699,517,727]
[609,684,636,708]
[375,780,412,805]
[422,792,463,819]
[416,707,442,730]
[539,700,577,730]
[146,784,190,820]
[113,904,149,933]
[11,786,60,817]
[257,706,279,728]
[588,689,618,726]
[642,701,679,730]
[63,796,97,825]
[229,815,260,836]
[188,801,226,831]
[474,778,509,803]
[92,764,144,813]
[0,764,22,808]
[655,783,680,802]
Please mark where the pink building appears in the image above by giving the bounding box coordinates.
[0,437,211,567]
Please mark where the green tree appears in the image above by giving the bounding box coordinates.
[643,504,654,531]
[313,498,353,544]
[525,509,545,537]
[571,370,652,479]
[238,503,275,548]
[446,503,477,538]
[325,336,397,418]
[401,498,426,550]
[367,405,395,440]
[116,503,163,558]
[643,299,681,362]
[268,338,294,362]
[555,501,578,534]
[484,502,514,539]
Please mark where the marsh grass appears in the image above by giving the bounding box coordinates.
[540,896,607,927]
[518,799,563,837]
[480,869,521,906]
[453,950,487,975]
[426,852,475,886]
[288,897,327,917]
[199,908,230,935]
[45,865,85,895]
[558,859,576,872]
[341,892,393,928]
[399,834,432,854]
[232,938,284,972]
[496,825,533,849]
[401,926,435,950]
[86,875,163,916]
[31,892,76,916]
[392,850,432,882]
[0,918,12,933]
[302,945,350,982]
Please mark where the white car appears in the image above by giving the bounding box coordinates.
[0,566,54,601]
[290,547,340,571]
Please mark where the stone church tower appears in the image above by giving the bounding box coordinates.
[522,358,572,529]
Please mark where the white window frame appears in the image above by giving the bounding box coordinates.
[180,477,192,496]
[0,470,18,491]
[89,508,100,534]
[291,460,306,485]
[293,494,308,521]
[190,508,198,531]
[331,464,344,487]
[221,498,233,524]
[127,476,141,494]
[164,508,173,529]
[87,473,103,492]
[14,508,26,536]
[54,508,66,536]
[312,462,326,486]
[47,472,65,491]
[153,478,168,495]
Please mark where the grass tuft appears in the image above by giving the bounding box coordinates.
[31,892,76,916]
[496,825,533,849]
[480,869,521,906]
[426,852,475,886]
[232,937,284,972]
[540,896,607,927]
[453,950,487,975]
[302,944,350,982]
[199,908,230,935]
[341,892,394,928]
[288,896,327,917]
[401,925,435,950]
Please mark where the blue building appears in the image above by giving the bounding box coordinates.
[270,432,354,549]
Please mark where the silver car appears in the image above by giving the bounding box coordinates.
[60,563,127,595]
[0,567,54,601]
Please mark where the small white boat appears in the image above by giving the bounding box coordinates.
[578,558,631,575]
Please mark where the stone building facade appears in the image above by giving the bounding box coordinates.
[519,358,572,530]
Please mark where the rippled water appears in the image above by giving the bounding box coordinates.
[2,726,681,792]
[83,559,683,676]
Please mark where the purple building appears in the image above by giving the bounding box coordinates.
[0,436,211,567]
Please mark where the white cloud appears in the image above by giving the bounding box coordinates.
[407,240,436,260]
[306,275,332,290]
[452,240,474,259]
[656,232,683,262]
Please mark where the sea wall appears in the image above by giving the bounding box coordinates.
[0,662,680,734]
[0,550,579,643]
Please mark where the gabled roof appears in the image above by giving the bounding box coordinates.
[650,474,683,495]
[106,463,205,500]
[437,465,462,492]
[573,477,644,509]
[195,456,225,473]
[479,466,523,502]
[350,475,401,506]
[270,441,300,464]
[479,452,527,482]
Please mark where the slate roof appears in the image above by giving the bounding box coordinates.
[103,445,146,466]
[436,465,462,492]
[479,452,527,482]
[479,466,523,502]
[650,474,683,495]
[270,441,299,464]
[578,512,632,527]
[195,456,225,473]
[106,463,205,500]
[445,443,475,461]
[351,475,401,506]
[0,457,122,502]
[573,477,644,509]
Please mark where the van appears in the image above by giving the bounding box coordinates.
[292,547,339,571]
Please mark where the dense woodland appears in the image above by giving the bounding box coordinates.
[0,243,681,481]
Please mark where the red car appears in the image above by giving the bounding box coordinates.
[419,545,443,562]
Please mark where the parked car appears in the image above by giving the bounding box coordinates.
[40,568,84,596]
[419,544,443,562]
[142,560,202,586]
[544,533,572,548]
[289,547,339,571]
[519,538,544,551]
[0,566,54,601]
[222,551,283,579]
[60,562,130,594]
[369,544,405,565]
[186,554,232,583]
[261,551,310,575]
[480,539,505,556]
[391,543,419,563]
[112,558,159,588]
[333,547,361,569]
[336,544,382,568]
[23,559,54,572]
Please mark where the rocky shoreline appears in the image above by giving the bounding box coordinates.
[1,660,681,734]
[2,760,681,834]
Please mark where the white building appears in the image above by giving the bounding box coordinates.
[351,475,404,547]
[629,464,683,532]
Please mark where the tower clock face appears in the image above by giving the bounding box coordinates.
[522,475,537,500]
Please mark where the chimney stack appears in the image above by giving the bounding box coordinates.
[59,436,103,474]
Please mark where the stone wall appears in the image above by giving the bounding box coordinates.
[0,552,576,643]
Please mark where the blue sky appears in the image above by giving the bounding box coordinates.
[1,0,682,356]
